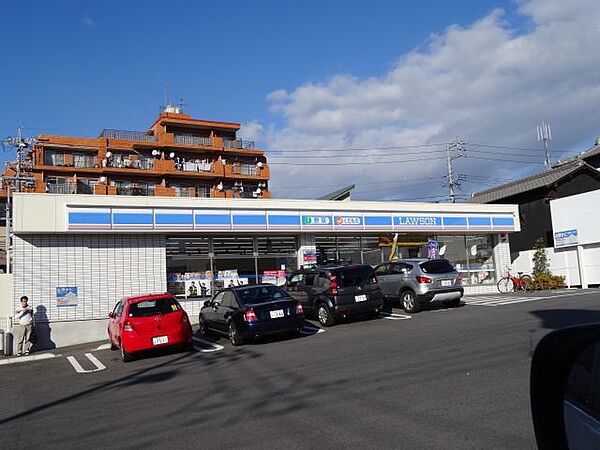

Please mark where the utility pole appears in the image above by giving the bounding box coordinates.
[537,121,552,171]
[2,128,36,273]
[445,138,465,203]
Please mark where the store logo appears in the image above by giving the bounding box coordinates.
[303,215,331,225]
[396,216,440,226]
[336,216,362,225]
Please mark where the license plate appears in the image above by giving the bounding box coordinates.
[270,309,284,319]
[441,280,452,287]
[152,336,168,345]
[355,294,367,302]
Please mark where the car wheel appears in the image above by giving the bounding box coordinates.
[317,303,335,327]
[120,340,133,363]
[445,298,461,308]
[401,290,420,313]
[198,315,209,337]
[228,322,243,346]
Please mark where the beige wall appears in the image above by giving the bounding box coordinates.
[0,273,13,318]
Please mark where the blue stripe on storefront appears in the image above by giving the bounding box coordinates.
[195,214,230,225]
[364,216,393,226]
[268,215,300,226]
[468,217,491,227]
[443,217,467,226]
[232,214,266,225]
[113,213,153,225]
[155,214,193,225]
[492,217,514,226]
[68,212,111,225]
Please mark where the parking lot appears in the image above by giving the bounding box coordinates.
[1,290,599,449]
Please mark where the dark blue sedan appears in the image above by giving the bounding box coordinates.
[198,284,305,345]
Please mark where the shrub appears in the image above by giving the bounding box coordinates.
[532,238,550,277]
[532,274,565,291]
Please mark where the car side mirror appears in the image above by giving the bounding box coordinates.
[203,300,212,308]
[530,324,600,450]
[108,312,114,318]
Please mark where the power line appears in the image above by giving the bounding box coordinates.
[266,142,450,154]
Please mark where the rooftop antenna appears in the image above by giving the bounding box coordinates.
[537,121,552,171]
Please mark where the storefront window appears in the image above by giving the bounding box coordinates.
[436,235,496,285]
[361,236,383,266]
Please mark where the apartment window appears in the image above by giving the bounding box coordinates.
[44,150,66,166]
[76,178,98,194]
[73,152,95,168]
[196,185,211,198]
[46,177,74,194]
[172,184,194,197]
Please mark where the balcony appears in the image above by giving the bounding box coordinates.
[174,134,212,147]
[99,129,158,143]
[224,139,255,150]
[106,157,154,170]
[115,185,155,196]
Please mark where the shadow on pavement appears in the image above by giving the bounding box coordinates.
[530,309,600,330]
[0,342,263,426]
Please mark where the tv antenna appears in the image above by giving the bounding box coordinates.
[537,121,552,171]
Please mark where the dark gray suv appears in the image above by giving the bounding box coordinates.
[374,259,463,313]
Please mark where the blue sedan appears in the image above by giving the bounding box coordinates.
[198,284,305,345]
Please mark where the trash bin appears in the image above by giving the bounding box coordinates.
[4,331,13,356]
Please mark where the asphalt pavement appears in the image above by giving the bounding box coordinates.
[1,289,599,449]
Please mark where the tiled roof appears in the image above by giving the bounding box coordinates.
[468,160,600,203]
[317,184,355,201]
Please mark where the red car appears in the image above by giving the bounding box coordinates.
[108,293,193,362]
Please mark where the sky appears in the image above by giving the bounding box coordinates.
[1,0,599,202]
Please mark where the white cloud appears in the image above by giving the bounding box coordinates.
[257,0,600,201]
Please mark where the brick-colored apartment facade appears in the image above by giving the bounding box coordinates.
[1,108,270,199]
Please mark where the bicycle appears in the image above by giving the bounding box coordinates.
[497,267,533,293]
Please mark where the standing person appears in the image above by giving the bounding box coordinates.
[14,295,34,356]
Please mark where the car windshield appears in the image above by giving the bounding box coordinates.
[236,285,291,304]
[419,260,456,274]
[332,266,376,287]
[128,297,180,317]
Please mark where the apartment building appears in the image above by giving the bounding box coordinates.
[1,107,270,200]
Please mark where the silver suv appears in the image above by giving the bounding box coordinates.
[374,259,463,313]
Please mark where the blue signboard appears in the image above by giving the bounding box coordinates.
[554,229,578,248]
[395,216,442,227]
[66,207,517,233]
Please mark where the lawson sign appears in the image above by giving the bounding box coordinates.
[67,207,516,233]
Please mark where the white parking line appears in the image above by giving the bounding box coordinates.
[66,353,106,373]
[192,337,225,353]
[380,312,412,320]
[299,324,326,335]
[464,290,594,307]
[94,343,112,351]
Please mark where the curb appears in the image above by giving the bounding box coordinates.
[0,353,58,366]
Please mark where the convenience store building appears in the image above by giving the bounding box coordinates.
[0,193,519,348]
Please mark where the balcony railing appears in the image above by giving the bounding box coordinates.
[47,181,77,194]
[106,157,154,170]
[224,139,255,149]
[99,129,158,142]
[234,163,258,176]
[114,185,155,196]
[176,161,213,173]
[174,134,212,146]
